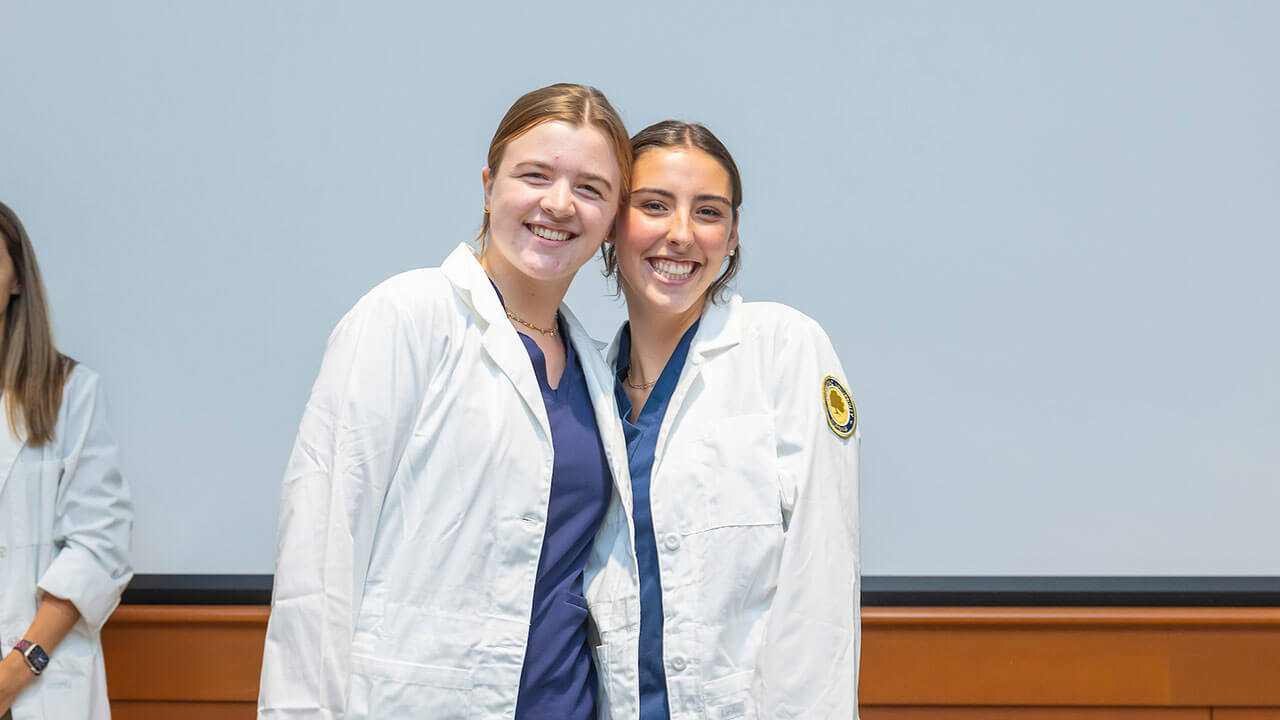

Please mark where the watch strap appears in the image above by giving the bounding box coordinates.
[13,639,48,675]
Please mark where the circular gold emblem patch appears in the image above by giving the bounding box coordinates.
[823,375,856,438]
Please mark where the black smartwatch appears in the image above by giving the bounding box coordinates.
[13,640,49,675]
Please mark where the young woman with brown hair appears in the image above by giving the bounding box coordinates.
[0,202,133,720]
[602,121,861,719]
[258,84,641,720]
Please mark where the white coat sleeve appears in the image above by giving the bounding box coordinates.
[35,371,134,633]
[755,315,860,718]
[258,293,425,720]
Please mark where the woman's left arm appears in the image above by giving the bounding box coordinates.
[755,315,860,718]
[34,372,135,633]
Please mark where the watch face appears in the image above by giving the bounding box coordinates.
[27,645,49,672]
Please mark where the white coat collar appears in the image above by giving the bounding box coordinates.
[441,243,550,437]
[605,293,745,470]
[441,242,506,330]
[439,242,610,357]
[605,292,745,368]
[0,414,27,500]
[438,243,632,516]
[439,242,611,354]
[690,293,744,359]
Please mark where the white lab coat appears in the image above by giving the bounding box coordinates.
[0,364,133,720]
[604,295,861,720]
[259,243,641,720]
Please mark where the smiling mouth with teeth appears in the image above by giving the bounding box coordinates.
[649,257,699,281]
[527,224,575,242]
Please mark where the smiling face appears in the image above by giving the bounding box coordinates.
[615,146,739,321]
[481,120,622,290]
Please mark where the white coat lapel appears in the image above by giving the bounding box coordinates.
[0,420,27,500]
[561,307,633,516]
[441,243,550,437]
[651,295,744,466]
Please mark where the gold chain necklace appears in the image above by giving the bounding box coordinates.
[624,366,657,390]
[505,308,558,336]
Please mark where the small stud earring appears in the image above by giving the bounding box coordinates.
[728,248,736,257]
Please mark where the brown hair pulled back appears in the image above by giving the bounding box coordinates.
[477,83,631,250]
[0,202,75,446]
[603,120,743,303]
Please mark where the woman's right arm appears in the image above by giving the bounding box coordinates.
[258,292,426,720]
[0,596,79,714]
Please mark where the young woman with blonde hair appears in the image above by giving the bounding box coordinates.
[259,84,641,720]
[0,202,133,720]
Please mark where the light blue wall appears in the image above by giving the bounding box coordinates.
[1,1,1275,574]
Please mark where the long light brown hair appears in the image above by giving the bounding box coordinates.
[0,202,74,446]
[477,83,632,250]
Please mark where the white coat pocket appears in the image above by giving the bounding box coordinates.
[37,629,94,719]
[347,602,478,719]
[691,414,782,532]
[349,652,473,719]
[591,640,615,714]
[702,670,754,720]
[591,634,638,720]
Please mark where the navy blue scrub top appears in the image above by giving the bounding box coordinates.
[613,319,701,720]
[503,301,613,720]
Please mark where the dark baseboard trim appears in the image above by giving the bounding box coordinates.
[120,574,1280,607]
[122,574,274,605]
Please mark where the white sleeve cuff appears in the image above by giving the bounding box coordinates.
[36,543,129,632]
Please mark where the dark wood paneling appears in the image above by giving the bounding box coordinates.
[110,701,256,720]
[103,606,268,701]
[861,608,1280,707]
[100,606,1280,714]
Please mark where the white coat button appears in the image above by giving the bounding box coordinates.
[662,533,681,551]
[5,636,17,646]
[669,656,687,673]
[0,546,7,558]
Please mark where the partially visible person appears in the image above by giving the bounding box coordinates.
[0,202,134,720]
[602,121,861,719]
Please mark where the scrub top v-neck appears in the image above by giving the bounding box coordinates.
[508,308,613,720]
[613,319,701,720]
